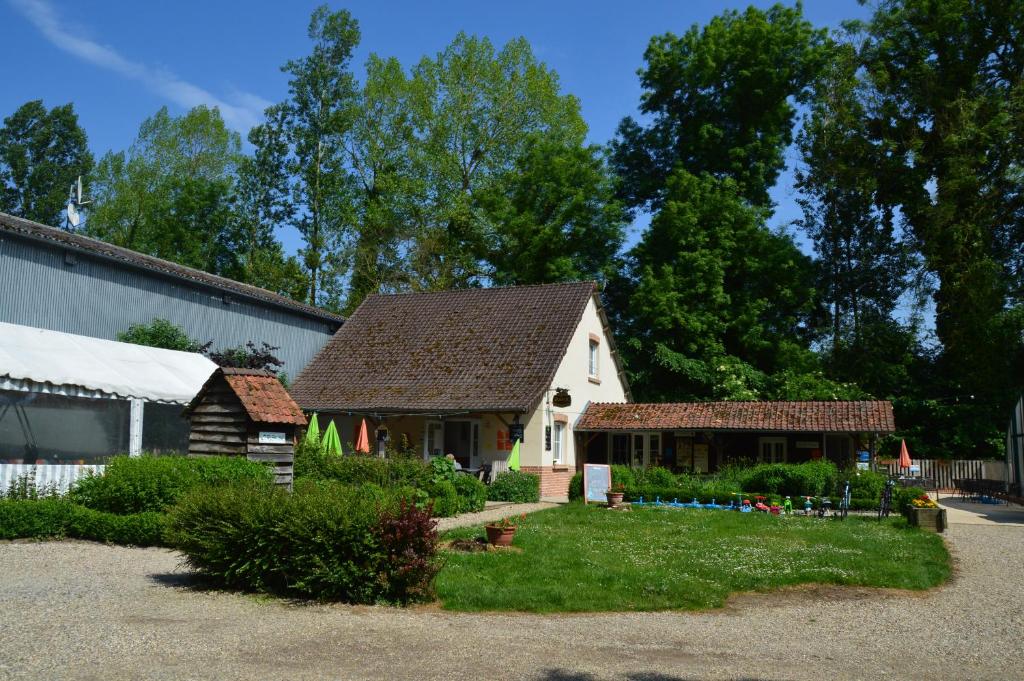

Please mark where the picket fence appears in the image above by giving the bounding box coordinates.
[878,458,1005,490]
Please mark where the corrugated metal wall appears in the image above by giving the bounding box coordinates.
[0,234,339,380]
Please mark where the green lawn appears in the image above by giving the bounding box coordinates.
[436,503,950,612]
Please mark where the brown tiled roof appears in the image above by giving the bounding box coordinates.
[0,212,344,324]
[577,401,896,433]
[291,281,626,413]
[187,367,307,425]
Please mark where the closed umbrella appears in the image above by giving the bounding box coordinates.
[508,438,521,471]
[898,439,912,473]
[321,419,342,456]
[305,413,321,446]
[355,418,371,454]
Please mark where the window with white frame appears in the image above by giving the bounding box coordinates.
[552,422,565,463]
[588,339,599,378]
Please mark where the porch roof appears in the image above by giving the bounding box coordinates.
[576,401,896,433]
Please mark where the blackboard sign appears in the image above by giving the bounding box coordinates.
[509,423,524,444]
[583,463,612,504]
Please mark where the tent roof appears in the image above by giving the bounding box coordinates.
[0,322,216,404]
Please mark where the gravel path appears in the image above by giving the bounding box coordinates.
[435,501,558,532]
[0,525,1021,680]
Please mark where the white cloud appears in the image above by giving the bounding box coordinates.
[10,0,272,131]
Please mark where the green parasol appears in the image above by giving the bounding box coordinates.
[305,412,321,446]
[321,419,342,456]
[508,439,521,471]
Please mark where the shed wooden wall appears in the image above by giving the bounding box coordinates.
[246,425,295,487]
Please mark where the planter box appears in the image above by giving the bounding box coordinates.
[907,506,947,533]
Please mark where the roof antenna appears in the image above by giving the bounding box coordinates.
[65,176,91,232]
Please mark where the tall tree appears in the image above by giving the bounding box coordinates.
[0,100,93,225]
[610,4,826,210]
[255,5,361,309]
[859,0,1024,399]
[87,106,242,274]
[610,4,824,401]
[795,39,919,394]
[405,33,587,291]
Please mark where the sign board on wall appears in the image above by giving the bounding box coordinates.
[796,441,820,449]
[509,423,525,444]
[258,431,287,444]
[583,463,612,504]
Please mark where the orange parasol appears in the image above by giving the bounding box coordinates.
[898,439,912,471]
[355,418,371,454]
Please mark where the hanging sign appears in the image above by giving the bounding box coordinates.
[552,388,571,408]
[509,423,525,444]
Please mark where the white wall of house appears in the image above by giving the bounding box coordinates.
[521,296,629,469]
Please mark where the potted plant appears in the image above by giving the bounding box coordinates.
[905,493,946,532]
[606,482,626,508]
[485,513,526,547]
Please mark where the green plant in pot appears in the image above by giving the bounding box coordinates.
[485,513,525,547]
[606,482,626,508]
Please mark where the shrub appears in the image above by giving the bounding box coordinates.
[841,470,887,500]
[70,455,271,514]
[895,486,926,513]
[166,481,438,603]
[636,467,677,487]
[3,474,61,500]
[610,465,637,489]
[430,480,462,517]
[568,472,583,501]
[453,475,487,513]
[487,471,541,503]
[741,460,838,497]
[294,444,431,489]
[0,499,167,546]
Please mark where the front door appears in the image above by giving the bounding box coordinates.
[758,437,787,463]
[443,420,480,469]
[629,432,660,468]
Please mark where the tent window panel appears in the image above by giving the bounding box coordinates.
[141,403,190,455]
[0,390,129,464]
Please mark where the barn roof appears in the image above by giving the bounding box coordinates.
[576,401,896,433]
[186,367,307,425]
[290,281,627,413]
[0,212,344,324]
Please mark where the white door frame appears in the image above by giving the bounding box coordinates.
[423,420,443,460]
[438,418,481,467]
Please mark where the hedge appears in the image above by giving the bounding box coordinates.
[0,499,168,546]
[740,460,839,497]
[487,471,540,503]
[166,481,439,603]
[453,475,487,513]
[69,455,272,514]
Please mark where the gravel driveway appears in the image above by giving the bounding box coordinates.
[0,523,1020,681]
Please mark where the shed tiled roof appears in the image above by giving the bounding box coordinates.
[577,401,896,433]
[187,367,307,425]
[290,282,620,413]
[0,212,344,324]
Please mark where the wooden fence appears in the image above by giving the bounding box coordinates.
[878,458,1005,490]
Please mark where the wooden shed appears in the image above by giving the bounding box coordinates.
[184,367,307,487]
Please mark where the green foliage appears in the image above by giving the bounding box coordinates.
[69,455,272,515]
[117,318,205,353]
[429,456,458,485]
[487,471,541,503]
[294,444,431,489]
[437,504,950,612]
[610,465,637,489]
[740,460,839,497]
[568,472,583,501]
[0,499,167,546]
[0,100,94,224]
[895,486,926,514]
[842,470,887,501]
[429,480,462,518]
[453,475,487,514]
[2,474,60,500]
[166,481,439,603]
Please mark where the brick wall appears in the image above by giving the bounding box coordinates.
[522,465,574,499]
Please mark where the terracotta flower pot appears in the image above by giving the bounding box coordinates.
[606,491,625,508]
[485,524,517,547]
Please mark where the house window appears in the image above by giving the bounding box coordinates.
[552,422,565,463]
[588,338,599,378]
[758,437,787,463]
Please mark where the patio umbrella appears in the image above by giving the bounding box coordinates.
[508,438,521,471]
[321,419,342,456]
[898,439,912,472]
[355,418,371,454]
[305,412,321,446]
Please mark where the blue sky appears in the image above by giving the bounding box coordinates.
[1,0,872,253]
